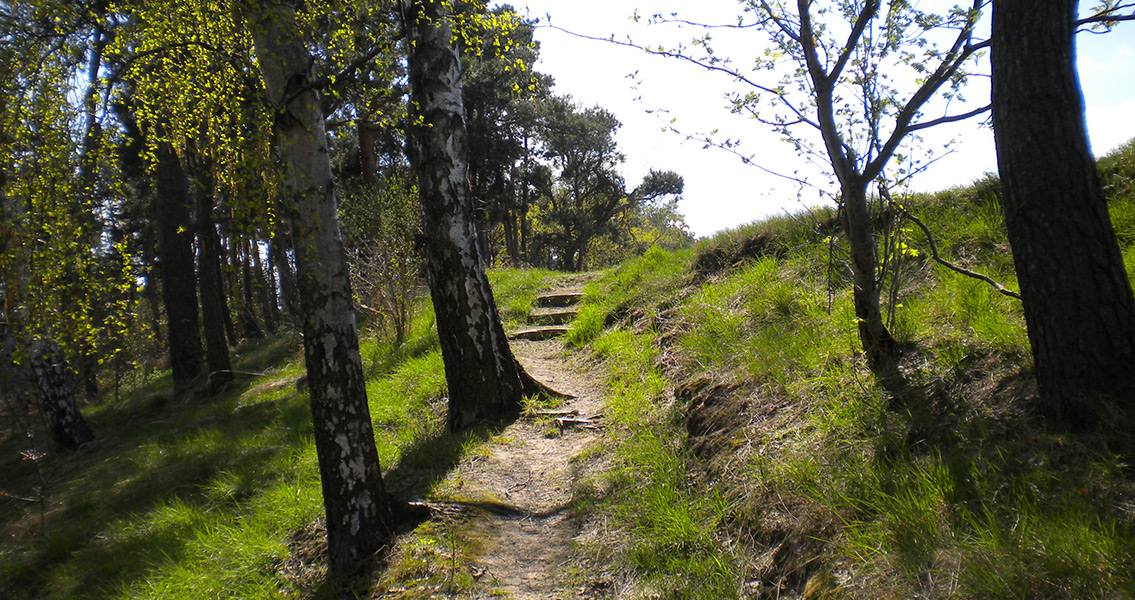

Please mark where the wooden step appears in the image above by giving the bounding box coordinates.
[535,291,582,308]
[510,325,570,341]
[528,308,578,326]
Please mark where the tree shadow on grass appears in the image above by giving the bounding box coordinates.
[383,420,511,506]
[0,333,313,600]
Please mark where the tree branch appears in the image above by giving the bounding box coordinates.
[894,200,1021,300]
[828,0,881,83]
[907,103,991,133]
[864,0,985,181]
[540,23,819,129]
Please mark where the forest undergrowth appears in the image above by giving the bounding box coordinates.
[3,142,1135,599]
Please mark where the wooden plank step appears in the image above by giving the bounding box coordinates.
[535,291,582,308]
[510,325,570,341]
[528,308,578,326]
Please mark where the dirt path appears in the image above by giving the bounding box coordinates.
[450,336,605,598]
[385,284,610,599]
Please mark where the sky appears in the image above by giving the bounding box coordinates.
[504,1,1135,237]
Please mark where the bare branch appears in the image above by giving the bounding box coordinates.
[828,0,881,83]
[907,103,991,133]
[891,196,1021,300]
[662,122,821,189]
[864,0,986,181]
[540,23,820,129]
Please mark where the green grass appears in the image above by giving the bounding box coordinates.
[486,266,561,331]
[568,252,742,599]
[564,140,1135,599]
[6,142,1135,599]
[0,267,561,599]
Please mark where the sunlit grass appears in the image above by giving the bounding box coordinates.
[569,143,1135,598]
[0,266,558,599]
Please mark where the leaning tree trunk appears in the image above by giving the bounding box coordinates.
[991,0,1135,425]
[30,339,94,451]
[154,141,205,388]
[404,0,548,432]
[247,0,396,576]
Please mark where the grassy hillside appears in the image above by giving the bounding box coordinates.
[0,269,565,600]
[567,139,1135,599]
[2,141,1133,599]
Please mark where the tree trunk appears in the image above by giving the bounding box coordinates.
[358,116,378,186]
[404,0,548,431]
[1,326,34,437]
[842,179,899,375]
[250,238,278,334]
[247,0,396,576]
[270,224,300,323]
[991,0,1135,425]
[154,142,205,388]
[193,165,233,391]
[238,237,264,339]
[30,339,94,451]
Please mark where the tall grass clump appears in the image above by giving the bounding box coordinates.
[568,246,693,346]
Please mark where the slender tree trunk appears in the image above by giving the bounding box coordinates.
[141,240,164,345]
[1,323,34,437]
[247,0,396,576]
[193,165,233,391]
[358,116,377,186]
[238,238,263,339]
[250,238,277,333]
[991,0,1135,425]
[30,339,94,451]
[842,180,898,374]
[404,0,549,431]
[154,142,205,388]
[270,224,300,322]
[218,233,238,344]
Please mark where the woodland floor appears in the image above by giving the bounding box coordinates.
[375,282,618,599]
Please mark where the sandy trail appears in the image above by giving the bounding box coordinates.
[409,283,609,599]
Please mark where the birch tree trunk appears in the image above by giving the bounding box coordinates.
[246,0,396,575]
[404,0,548,432]
[30,339,94,451]
[991,0,1135,425]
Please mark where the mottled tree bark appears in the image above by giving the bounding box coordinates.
[30,339,94,451]
[154,142,205,388]
[247,0,396,576]
[991,0,1135,424]
[404,0,548,432]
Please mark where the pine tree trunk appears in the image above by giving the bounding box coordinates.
[991,0,1135,425]
[154,141,205,388]
[30,339,94,451]
[193,167,233,392]
[247,0,396,576]
[405,0,547,431]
